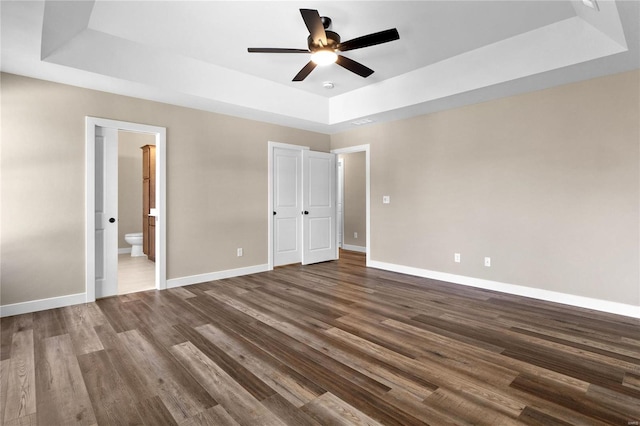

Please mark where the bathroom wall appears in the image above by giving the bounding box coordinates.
[118,131,154,250]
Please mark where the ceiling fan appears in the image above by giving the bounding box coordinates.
[248,9,400,81]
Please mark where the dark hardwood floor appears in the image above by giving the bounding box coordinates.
[1,250,639,425]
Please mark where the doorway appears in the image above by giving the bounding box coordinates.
[337,151,367,253]
[85,117,166,302]
[331,145,371,266]
[117,130,156,294]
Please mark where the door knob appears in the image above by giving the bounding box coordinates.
[109,218,116,223]
[303,211,309,215]
[273,211,277,215]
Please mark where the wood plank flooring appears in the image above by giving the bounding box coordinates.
[1,250,639,425]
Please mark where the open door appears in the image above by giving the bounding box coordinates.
[95,126,119,298]
[302,150,337,265]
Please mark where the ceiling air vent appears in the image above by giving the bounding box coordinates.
[351,118,374,126]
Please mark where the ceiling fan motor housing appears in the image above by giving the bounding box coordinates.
[308,30,341,52]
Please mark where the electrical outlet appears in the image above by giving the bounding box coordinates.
[454,253,461,263]
[354,232,358,239]
[484,257,491,267]
[237,248,243,257]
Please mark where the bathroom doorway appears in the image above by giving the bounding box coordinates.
[85,117,166,302]
[117,131,156,294]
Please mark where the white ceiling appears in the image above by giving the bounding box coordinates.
[1,1,638,134]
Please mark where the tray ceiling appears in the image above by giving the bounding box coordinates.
[1,1,638,133]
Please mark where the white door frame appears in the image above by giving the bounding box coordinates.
[85,117,167,302]
[337,157,344,249]
[267,141,309,270]
[331,144,371,266]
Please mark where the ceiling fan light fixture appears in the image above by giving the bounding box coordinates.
[247,9,399,81]
[311,49,338,66]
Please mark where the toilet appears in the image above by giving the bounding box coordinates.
[124,232,144,257]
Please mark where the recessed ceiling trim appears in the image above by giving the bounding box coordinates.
[329,15,627,125]
[41,28,330,124]
[1,0,637,134]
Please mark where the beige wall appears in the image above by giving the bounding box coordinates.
[118,131,154,249]
[331,70,640,306]
[340,152,366,248]
[2,70,639,309]
[1,73,330,305]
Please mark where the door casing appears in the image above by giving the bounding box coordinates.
[85,117,167,302]
[337,157,344,248]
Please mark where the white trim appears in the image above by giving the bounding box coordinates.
[337,157,344,249]
[267,141,310,270]
[85,117,167,303]
[118,247,132,254]
[86,121,96,302]
[342,244,367,253]
[1,293,87,318]
[167,264,270,289]
[331,144,371,267]
[368,260,640,319]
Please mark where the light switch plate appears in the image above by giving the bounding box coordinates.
[383,195,390,204]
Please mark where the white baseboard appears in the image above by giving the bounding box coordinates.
[1,292,87,318]
[342,244,367,253]
[5,261,636,320]
[167,264,270,289]
[118,247,132,254]
[1,264,270,316]
[368,260,640,319]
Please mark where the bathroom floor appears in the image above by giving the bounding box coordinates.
[118,253,155,294]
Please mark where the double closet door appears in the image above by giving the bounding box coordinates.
[273,148,337,266]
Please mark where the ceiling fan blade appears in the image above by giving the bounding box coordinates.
[336,55,374,78]
[338,28,399,52]
[300,9,327,45]
[293,61,317,81]
[248,48,310,53]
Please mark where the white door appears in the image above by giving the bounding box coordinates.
[302,151,337,265]
[273,148,302,266]
[95,126,119,298]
